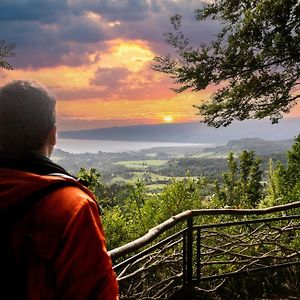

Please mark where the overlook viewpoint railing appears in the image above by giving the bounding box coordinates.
[109,202,300,299]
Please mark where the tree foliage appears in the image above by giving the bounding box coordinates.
[153,0,300,127]
[77,137,300,249]
[77,141,300,298]
[0,40,15,70]
[213,150,264,208]
[103,177,207,249]
[77,167,132,209]
[264,134,300,205]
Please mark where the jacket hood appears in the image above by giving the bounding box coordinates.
[0,168,84,211]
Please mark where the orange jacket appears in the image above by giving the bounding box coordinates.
[0,168,118,300]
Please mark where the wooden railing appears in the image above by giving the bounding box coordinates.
[110,202,300,299]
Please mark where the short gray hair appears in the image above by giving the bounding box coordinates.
[0,80,56,157]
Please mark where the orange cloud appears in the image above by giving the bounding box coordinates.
[56,91,209,129]
[0,38,213,130]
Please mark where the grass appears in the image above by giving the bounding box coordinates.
[191,152,227,158]
[113,160,167,169]
[130,172,195,182]
[109,170,203,193]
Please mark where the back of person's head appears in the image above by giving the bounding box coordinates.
[0,80,56,158]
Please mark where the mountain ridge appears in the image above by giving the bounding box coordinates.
[59,118,300,144]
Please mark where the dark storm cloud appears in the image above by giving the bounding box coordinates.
[0,0,152,23]
[83,0,152,21]
[0,20,96,68]
[104,0,220,52]
[0,14,110,68]
[0,0,69,24]
[59,15,108,43]
[0,20,67,68]
[0,0,220,69]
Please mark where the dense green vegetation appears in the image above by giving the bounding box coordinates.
[69,136,300,251]
[73,137,300,298]
[51,138,300,299]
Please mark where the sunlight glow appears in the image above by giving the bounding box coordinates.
[109,40,154,71]
[163,115,174,123]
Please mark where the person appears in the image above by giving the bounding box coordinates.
[0,80,118,299]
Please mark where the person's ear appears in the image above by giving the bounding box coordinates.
[49,125,57,146]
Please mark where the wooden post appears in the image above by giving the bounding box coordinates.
[186,217,193,296]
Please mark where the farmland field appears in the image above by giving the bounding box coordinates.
[113,160,167,169]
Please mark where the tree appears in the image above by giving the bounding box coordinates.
[77,167,133,209]
[266,134,300,204]
[153,1,300,127]
[0,40,15,70]
[214,150,264,208]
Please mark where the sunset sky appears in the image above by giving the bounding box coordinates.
[0,0,299,130]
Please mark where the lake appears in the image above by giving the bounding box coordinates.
[56,138,213,154]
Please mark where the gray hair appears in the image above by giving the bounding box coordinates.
[0,80,56,157]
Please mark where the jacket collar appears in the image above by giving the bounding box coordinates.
[0,151,73,177]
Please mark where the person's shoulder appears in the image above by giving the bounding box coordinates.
[27,175,98,230]
[32,181,97,227]
[40,183,98,219]
[27,183,100,259]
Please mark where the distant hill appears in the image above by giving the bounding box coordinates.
[52,137,291,182]
[59,118,300,144]
[203,138,293,155]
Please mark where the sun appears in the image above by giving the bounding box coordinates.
[163,115,174,123]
